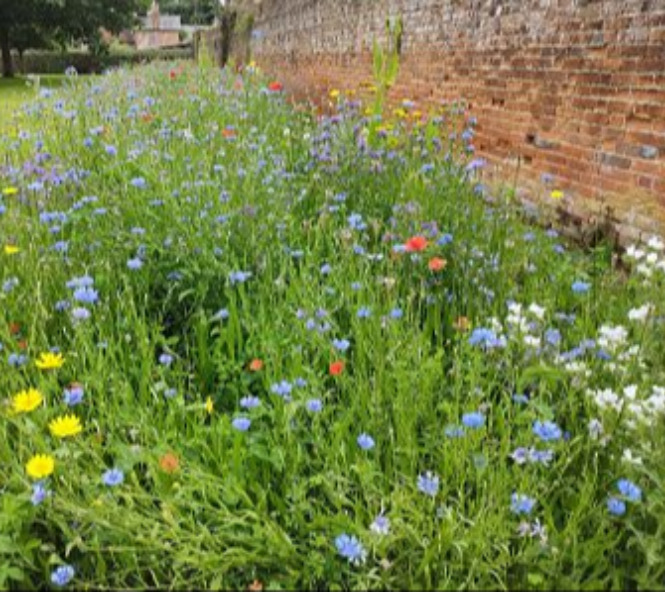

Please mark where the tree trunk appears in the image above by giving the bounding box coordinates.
[0,26,13,78]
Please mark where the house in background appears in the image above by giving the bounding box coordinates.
[134,1,186,50]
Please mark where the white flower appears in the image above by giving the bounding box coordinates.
[628,304,652,322]
[622,448,643,465]
[623,385,638,400]
[647,235,664,251]
[625,245,645,260]
[590,388,623,411]
[636,263,653,277]
[597,325,628,351]
[646,252,659,265]
[523,335,541,348]
[528,303,546,320]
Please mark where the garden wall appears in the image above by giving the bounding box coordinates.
[248,0,665,239]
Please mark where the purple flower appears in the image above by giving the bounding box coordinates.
[240,396,261,409]
[232,417,251,431]
[102,468,124,487]
[51,565,75,587]
[370,514,390,535]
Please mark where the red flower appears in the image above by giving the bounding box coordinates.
[169,70,177,80]
[405,236,428,252]
[18,339,27,350]
[249,358,263,372]
[222,128,237,139]
[428,257,447,272]
[329,360,345,376]
[9,322,20,335]
[268,81,283,92]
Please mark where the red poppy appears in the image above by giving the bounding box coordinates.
[159,451,180,473]
[249,358,263,372]
[169,70,177,80]
[9,322,20,335]
[428,257,447,272]
[329,360,345,376]
[222,128,237,139]
[268,81,283,92]
[405,236,428,252]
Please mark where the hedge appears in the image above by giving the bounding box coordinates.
[11,48,194,75]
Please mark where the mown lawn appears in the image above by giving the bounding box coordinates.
[0,61,664,590]
[0,75,67,127]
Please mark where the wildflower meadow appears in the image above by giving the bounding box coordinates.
[1,61,665,590]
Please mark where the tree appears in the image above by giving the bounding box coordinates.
[0,0,147,77]
[159,0,221,26]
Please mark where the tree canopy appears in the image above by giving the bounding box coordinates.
[0,0,148,77]
[159,0,221,26]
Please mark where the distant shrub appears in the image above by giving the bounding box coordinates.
[12,48,194,75]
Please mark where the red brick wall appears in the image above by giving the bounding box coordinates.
[249,0,665,236]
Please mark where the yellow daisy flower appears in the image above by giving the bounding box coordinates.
[26,454,55,479]
[11,388,43,414]
[550,190,564,200]
[49,414,82,438]
[4,245,19,255]
[205,396,214,414]
[35,352,65,370]
[329,89,340,99]
[2,186,18,196]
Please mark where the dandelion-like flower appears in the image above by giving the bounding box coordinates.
[11,388,43,414]
[36,351,64,370]
[26,454,55,479]
[49,414,82,438]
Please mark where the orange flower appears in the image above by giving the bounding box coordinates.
[329,360,345,376]
[249,358,263,372]
[453,316,471,332]
[405,236,428,252]
[222,128,237,139]
[18,339,28,350]
[9,322,20,335]
[268,81,283,92]
[141,113,154,123]
[159,452,180,473]
[428,257,447,272]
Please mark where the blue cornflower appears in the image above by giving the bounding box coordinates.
[229,270,252,285]
[212,308,229,321]
[510,493,536,515]
[66,275,94,289]
[52,240,69,253]
[271,380,293,398]
[8,353,27,367]
[159,353,174,366]
[306,398,323,413]
[51,565,75,587]
[530,449,555,465]
[617,479,642,502]
[130,177,146,188]
[348,213,367,231]
[445,425,465,438]
[240,396,261,409]
[2,277,18,293]
[127,257,143,270]
[332,338,350,352]
[357,433,375,450]
[102,468,124,487]
[417,471,440,497]
[462,411,485,429]
[545,328,561,346]
[334,534,367,565]
[468,328,505,349]
[572,281,590,293]
[350,281,362,291]
[533,420,562,442]
[71,307,91,321]
[390,308,403,319]
[31,482,50,506]
[357,307,372,319]
[512,393,529,405]
[63,385,84,406]
[72,287,98,304]
[294,377,308,388]
[320,263,332,275]
[607,497,626,516]
[370,514,390,535]
[232,417,251,431]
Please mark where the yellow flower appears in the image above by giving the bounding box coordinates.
[49,414,82,438]
[26,454,54,479]
[4,245,19,255]
[35,352,65,370]
[205,396,214,414]
[2,186,18,196]
[550,190,564,200]
[329,89,340,99]
[11,388,43,414]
